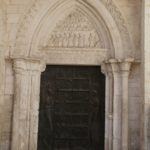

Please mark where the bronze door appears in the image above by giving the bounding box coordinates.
[38,66,105,150]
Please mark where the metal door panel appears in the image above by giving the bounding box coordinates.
[38,66,105,150]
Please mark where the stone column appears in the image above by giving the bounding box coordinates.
[0,49,5,148]
[110,59,122,150]
[102,62,113,150]
[120,58,134,150]
[11,58,45,150]
[142,0,150,150]
[107,63,113,150]
[109,58,133,150]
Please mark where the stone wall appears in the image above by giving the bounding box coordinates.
[0,60,13,150]
[1,58,142,150]
[3,0,141,58]
[128,64,141,149]
[142,1,150,150]
[0,0,143,150]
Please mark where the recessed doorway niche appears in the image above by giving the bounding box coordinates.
[38,65,105,150]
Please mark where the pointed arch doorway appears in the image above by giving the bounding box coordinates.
[38,65,105,150]
[10,1,134,150]
[37,8,107,150]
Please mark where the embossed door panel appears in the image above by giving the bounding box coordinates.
[38,66,105,150]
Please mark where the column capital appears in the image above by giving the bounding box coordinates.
[101,61,113,78]
[13,58,46,74]
[104,58,134,73]
[109,59,120,73]
[120,58,134,72]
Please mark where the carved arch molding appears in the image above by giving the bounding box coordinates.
[11,0,133,59]
[10,0,135,150]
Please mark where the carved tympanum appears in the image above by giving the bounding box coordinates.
[47,11,104,48]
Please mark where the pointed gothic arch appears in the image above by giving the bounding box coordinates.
[12,0,133,59]
[10,1,135,150]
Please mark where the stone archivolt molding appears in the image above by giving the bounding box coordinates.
[12,0,132,58]
[101,0,132,52]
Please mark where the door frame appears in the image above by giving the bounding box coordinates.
[11,57,133,150]
[38,65,106,149]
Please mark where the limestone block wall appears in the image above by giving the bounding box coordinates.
[1,60,142,150]
[0,60,14,150]
[0,0,143,150]
[3,0,142,59]
[142,1,150,150]
[128,64,141,149]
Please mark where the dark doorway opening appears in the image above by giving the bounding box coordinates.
[38,66,105,150]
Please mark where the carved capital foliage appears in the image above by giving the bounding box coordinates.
[13,58,46,74]
[103,58,135,75]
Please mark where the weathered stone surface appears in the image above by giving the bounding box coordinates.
[0,0,145,150]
